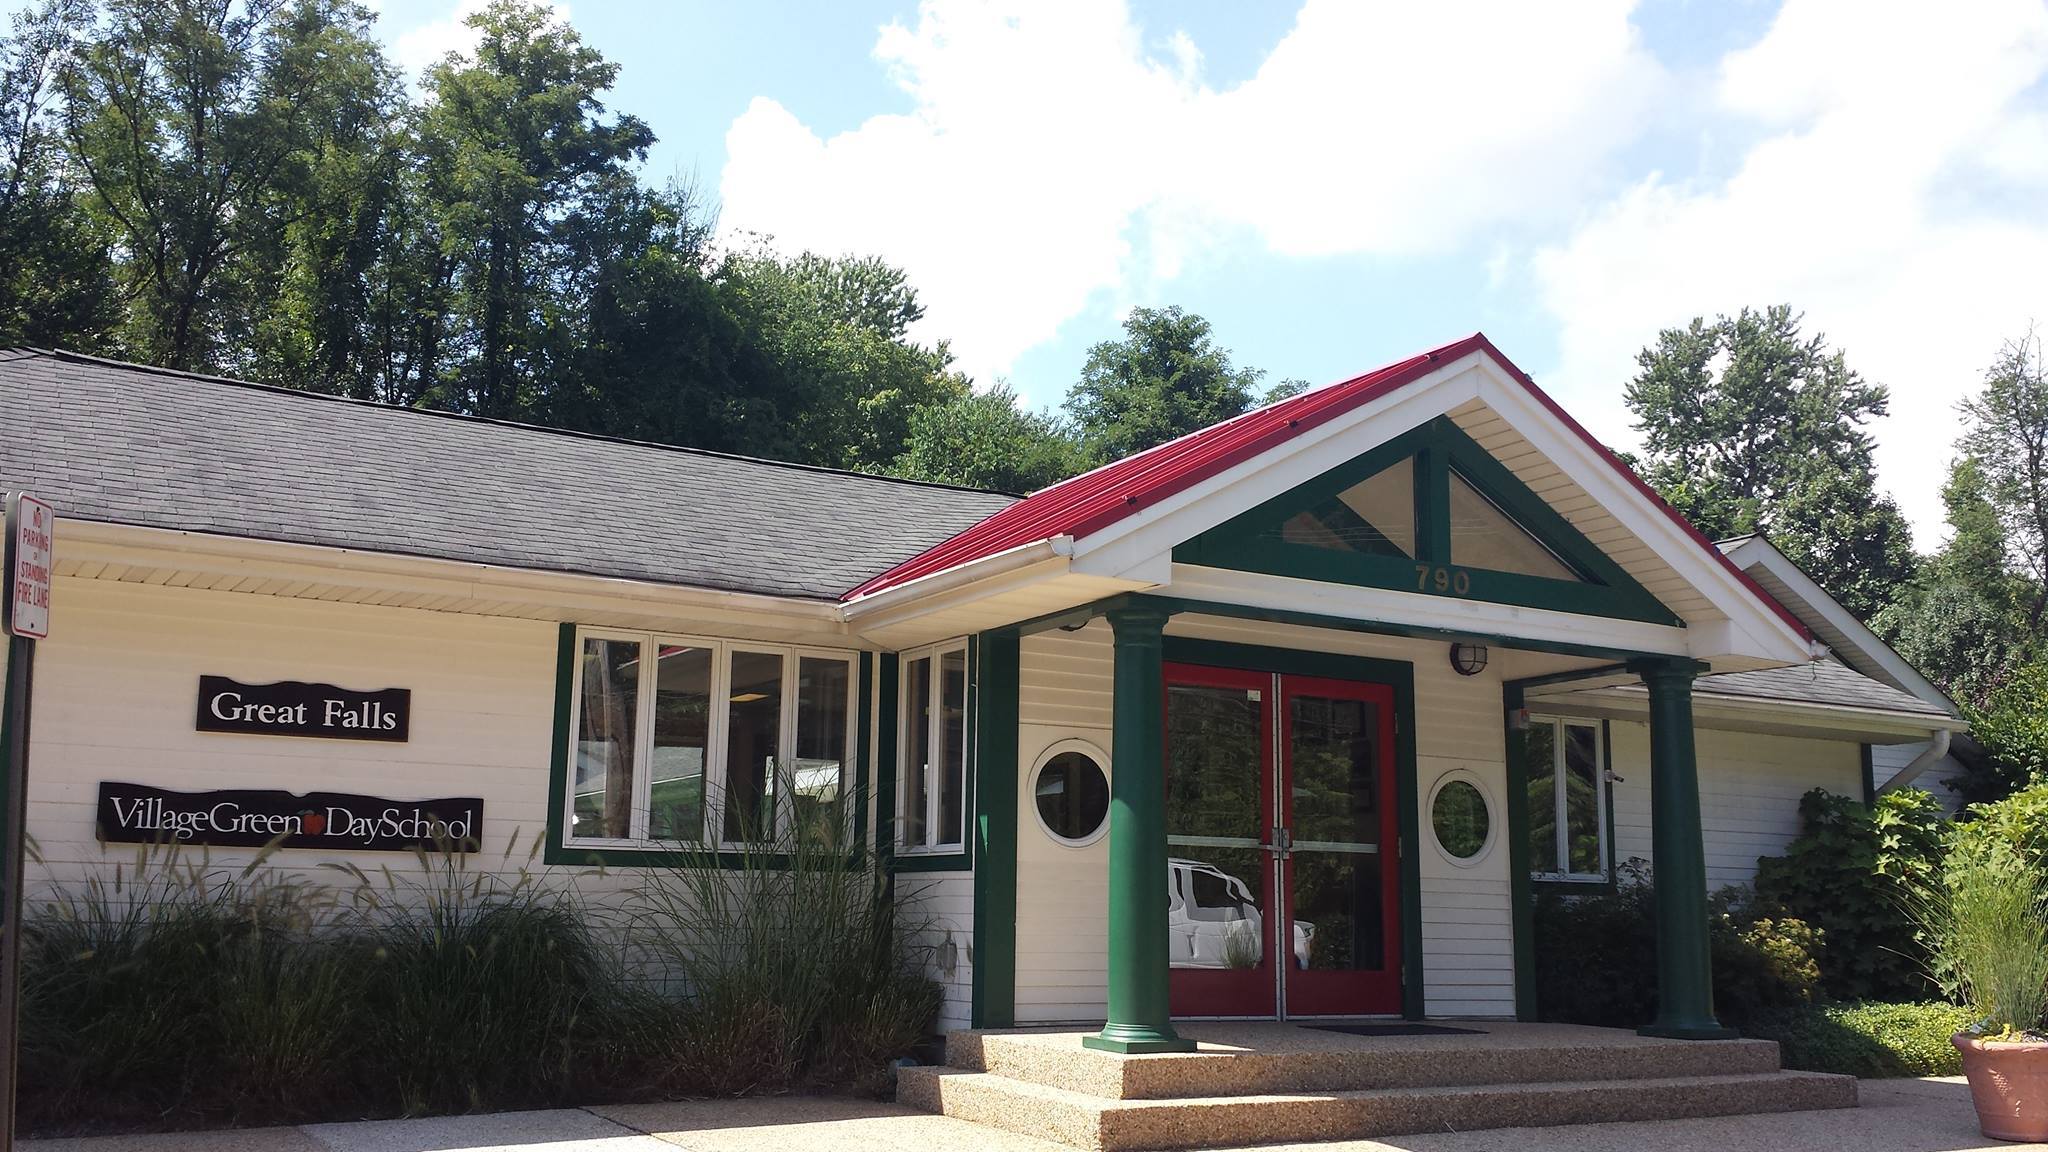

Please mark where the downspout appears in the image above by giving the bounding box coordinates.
[1876,728,1954,795]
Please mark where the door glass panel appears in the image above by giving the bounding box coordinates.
[1275,458,1414,558]
[1288,693,1384,973]
[1448,469,1581,581]
[648,644,712,840]
[902,656,931,847]
[1564,722,1602,875]
[1288,695,1379,846]
[1167,686,1265,841]
[1167,684,1267,973]
[1292,854,1383,972]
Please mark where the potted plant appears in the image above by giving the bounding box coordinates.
[1913,842,2048,1142]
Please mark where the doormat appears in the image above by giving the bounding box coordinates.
[1306,1023,1484,1037]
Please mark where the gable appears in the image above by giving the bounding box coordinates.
[1175,416,1680,626]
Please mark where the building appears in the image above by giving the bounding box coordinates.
[0,335,1961,1048]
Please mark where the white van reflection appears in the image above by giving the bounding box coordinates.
[1167,857,1314,970]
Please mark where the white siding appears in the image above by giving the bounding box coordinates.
[1609,723,1862,891]
[1871,741,1968,812]
[1014,622,1114,1024]
[27,577,563,894]
[1008,617,1516,1022]
[901,873,976,1031]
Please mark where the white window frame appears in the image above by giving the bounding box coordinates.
[897,638,969,854]
[1529,714,1609,883]
[561,627,858,850]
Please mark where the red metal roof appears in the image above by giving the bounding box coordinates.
[842,333,1812,643]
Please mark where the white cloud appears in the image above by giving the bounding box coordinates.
[717,0,1661,387]
[384,0,570,79]
[1534,0,2048,549]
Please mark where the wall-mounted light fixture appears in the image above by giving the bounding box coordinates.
[1449,642,1489,677]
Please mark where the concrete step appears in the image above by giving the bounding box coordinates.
[897,1065,1859,1152]
[946,1027,1786,1099]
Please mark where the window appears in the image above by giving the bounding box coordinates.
[1277,458,1415,557]
[1430,774,1492,863]
[1448,470,1582,581]
[566,629,855,848]
[1032,741,1109,845]
[898,640,969,852]
[1526,716,1607,881]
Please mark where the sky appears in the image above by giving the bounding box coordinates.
[366,2,2046,546]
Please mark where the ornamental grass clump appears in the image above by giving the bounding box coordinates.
[624,802,941,1097]
[1911,842,2048,1041]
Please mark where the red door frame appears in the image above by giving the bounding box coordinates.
[1163,664,1404,1018]
[1278,674,1403,1016]
[1162,662,1276,1018]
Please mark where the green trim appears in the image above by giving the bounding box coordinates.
[1503,681,1537,1021]
[1174,417,1680,626]
[1159,636,1426,1021]
[542,623,578,866]
[875,653,899,871]
[1087,605,1195,1053]
[971,630,1021,1028]
[1860,743,1876,807]
[854,652,874,849]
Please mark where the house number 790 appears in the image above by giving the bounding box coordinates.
[1415,564,1472,596]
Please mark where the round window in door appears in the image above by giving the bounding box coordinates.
[1429,772,1494,865]
[1032,740,1110,846]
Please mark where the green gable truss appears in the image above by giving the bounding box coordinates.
[1174,417,1681,626]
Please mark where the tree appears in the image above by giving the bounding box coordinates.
[412,0,652,419]
[1064,305,1266,465]
[1957,332,2048,632]
[0,0,118,351]
[59,0,391,372]
[893,384,1082,493]
[1874,459,2030,703]
[1625,305,1916,621]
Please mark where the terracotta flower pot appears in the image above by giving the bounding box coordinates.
[1954,1032,2048,1142]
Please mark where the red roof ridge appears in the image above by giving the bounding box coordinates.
[841,334,1813,645]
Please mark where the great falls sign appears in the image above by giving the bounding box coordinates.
[96,783,483,852]
[195,675,410,741]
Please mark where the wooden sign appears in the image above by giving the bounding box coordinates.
[97,782,481,852]
[195,675,410,742]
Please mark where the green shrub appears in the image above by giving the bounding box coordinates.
[20,844,361,1130]
[1753,788,1947,1001]
[1533,864,1822,1028]
[1908,840,2048,1038]
[623,812,941,1098]
[1747,1001,1977,1077]
[1950,782,2048,873]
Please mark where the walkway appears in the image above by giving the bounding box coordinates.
[24,1077,2025,1152]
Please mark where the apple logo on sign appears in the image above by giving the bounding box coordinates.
[300,811,326,836]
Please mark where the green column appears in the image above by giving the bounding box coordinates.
[1631,658,1733,1040]
[1084,606,1194,1054]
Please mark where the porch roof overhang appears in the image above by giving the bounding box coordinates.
[1524,679,1965,743]
[842,336,1822,670]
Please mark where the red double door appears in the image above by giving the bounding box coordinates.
[1163,664,1402,1018]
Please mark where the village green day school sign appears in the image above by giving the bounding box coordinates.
[98,783,483,852]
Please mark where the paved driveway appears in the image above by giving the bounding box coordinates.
[24,1077,2027,1152]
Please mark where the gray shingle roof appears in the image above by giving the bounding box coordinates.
[1699,659,1952,717]
[0,349,1018,599]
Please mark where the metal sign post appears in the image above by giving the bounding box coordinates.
[1,492,53,1152]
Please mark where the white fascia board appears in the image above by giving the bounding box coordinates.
[839,544,1087,635]
[1721,535,1953,710]
[1469,370,1816,666]
[56,518,851,629]
[1534,682,1964,740]
[1167,564,1694,657]
[1066,358,1487,578]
